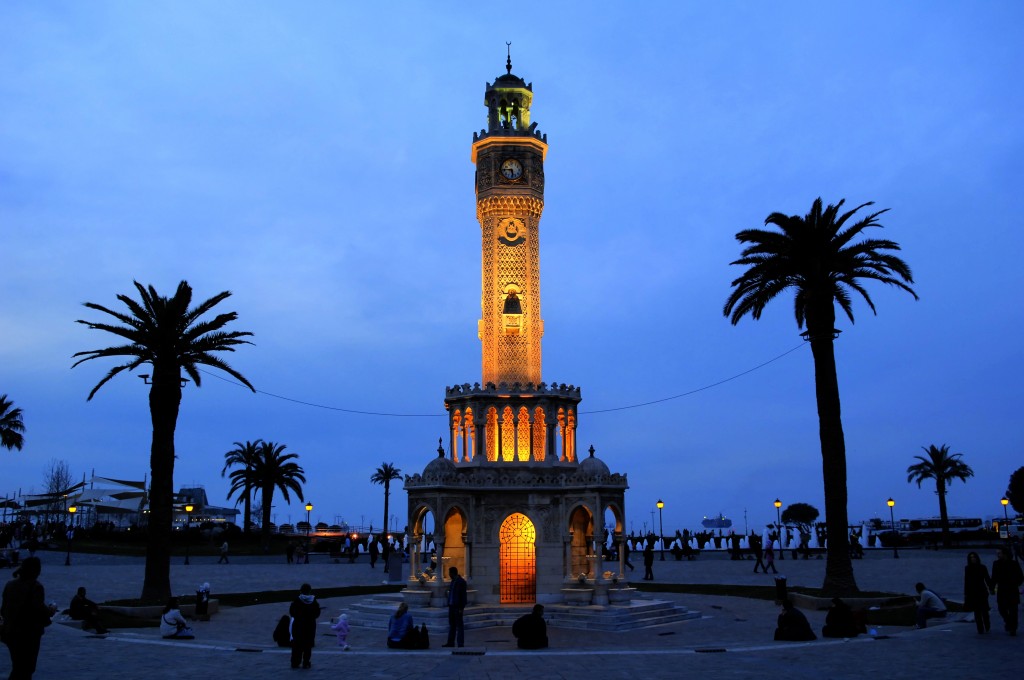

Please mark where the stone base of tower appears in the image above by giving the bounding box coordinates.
[405,443,628,606]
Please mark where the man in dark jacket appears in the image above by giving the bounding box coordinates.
[1,557,57,679]
[992,547,1024,636]
[289,583,321,669]
[513,604,549,649]
[69,586,108,634]
[442,566,468,648]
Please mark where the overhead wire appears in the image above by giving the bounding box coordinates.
[197,342,806,418]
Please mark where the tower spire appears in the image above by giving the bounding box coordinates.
[506,41,512,74]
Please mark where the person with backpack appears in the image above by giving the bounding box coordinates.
[289,583,321,668]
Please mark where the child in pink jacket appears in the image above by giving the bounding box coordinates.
[330,612,351,650]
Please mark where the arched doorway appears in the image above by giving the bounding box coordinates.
[499,512,536,603]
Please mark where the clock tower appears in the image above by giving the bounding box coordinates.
[404,57,633,609]
[471,54,547,386]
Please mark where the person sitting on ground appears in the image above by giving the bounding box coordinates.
[774,599,816,641]
[821,597,861,638]
[69,586,108,634]
[386,602,416,649]
[915,582,947,629]
[159,597,194,639]
[513,604,549,649]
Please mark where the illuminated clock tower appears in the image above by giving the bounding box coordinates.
[404,56,631,608]
[472,54,547,387]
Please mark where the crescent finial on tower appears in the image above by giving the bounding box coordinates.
[506,41,512,74]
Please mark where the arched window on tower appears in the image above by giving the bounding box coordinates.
[501,406,516,462]
[451,410,462,463]
[516,406,530,461]
[532,407,546,461]
[486,407,499,462]
[502,291,523,336]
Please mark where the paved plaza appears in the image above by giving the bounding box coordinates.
[1,547,1019,679]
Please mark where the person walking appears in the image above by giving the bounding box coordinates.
[764,535,778,574]
[991,546,1023,636]
[642,543,655,581]
[442,566,467,648]
[622,540,634,572]
[1,557,57,679]
[752,534,767,573]
[963,551,994,634]
[330,612,351,650]
[289,583,322,668]
[217,540,229,564]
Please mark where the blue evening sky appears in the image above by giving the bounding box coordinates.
[2,1,1022,534]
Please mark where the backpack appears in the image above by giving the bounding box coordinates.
[273,615,292,647]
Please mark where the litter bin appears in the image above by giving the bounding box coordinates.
[774,576,788,604]
[195,584,210,620]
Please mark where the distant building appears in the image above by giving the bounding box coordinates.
[173,486,239,528]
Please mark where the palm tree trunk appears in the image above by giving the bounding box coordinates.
[261,485,274,551]
[806,308,859,595]
[937,479,950,548]
[141,376,181,602]
[382,481,390,573]
[243,485,251,535]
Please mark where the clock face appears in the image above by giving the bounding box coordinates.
[500,158,523,180]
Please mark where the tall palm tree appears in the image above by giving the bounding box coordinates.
[724,198,917,595]
[907,444,974,547]
[370,462,402,571]
[73,280,254,601]
[250,441,305,550]
[0,394,25,451]
[222,440,263,534]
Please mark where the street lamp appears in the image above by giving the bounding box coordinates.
[1001,497,1011,539]
[305,502,313,564]
[65,505,77,566]
[656,499,665,561]
[184,504,194,565]
[774,499,784,560]
[887,498,899,559]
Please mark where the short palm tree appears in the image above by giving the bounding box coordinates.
[907,444,974,547]
[724,198,917,595]
[251,441,305,550]
[0,394,25,451]
[370,462,402,570]
[73,280,254,601]
[222,440,263,534]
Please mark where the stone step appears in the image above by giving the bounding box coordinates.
[336,596,699,632]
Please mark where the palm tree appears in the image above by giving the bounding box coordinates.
[907,444,974,547]
[222,440,263,534]
[250,441,305,550]
[0,394,25,451]
[370,462,402,571]
[724,198,917,595]
[73,280,254,601]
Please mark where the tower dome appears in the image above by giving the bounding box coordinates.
[578,445,610,476]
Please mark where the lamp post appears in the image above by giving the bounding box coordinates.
[887,498,899,559]
[1001,497,1011,539]
[305,502,313,564]
[774,499,784,560]
[184,503,194,565]
[656,499,665,561]
[65,504,77,566]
